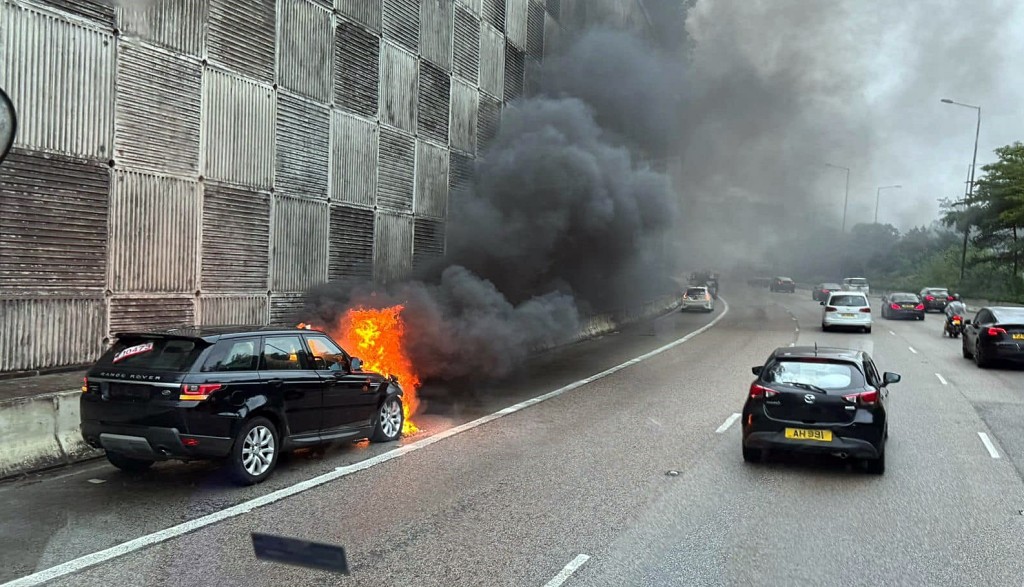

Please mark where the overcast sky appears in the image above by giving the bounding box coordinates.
[678,0,1024,233]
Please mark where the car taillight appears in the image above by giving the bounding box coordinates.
[890,303,900,310]
[180,383,222,400]
[859,307,871,313]
[915,303,925,310]
[825,306,838,312]
[843,389,878,406]
[81,377,88,393]
[749,382,778,399]
[925,295,935,301]
[947,296,954,301]
[987,327,1007,337]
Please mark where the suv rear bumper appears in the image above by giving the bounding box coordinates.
[744,430,881,459]
[83,422,233,460]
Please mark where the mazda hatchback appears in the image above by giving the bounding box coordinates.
[81,326,406,485]
[741,346,899,474]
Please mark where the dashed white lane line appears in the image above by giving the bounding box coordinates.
[978,432,1001,459]
[935,373,948,385]
[2,302,731,587]
[715,413,742,433]
[908,346,918,354]
[889,330,896,336]
[545,554,591,587]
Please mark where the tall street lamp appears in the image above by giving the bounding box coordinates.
[825,163,851,232]
[874,184,902,224]
[941,98,981,283]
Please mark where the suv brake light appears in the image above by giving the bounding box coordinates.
[180,383,222,401]
[749,382,778,399]
[987,327,1007,337]
[859,307,871,313]
[81,377,88,393]
[825,306,838,312]
[843,389,878,406]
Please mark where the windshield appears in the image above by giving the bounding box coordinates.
[764,359,865,391]
[685,288,707,296]
[97,337,205,372]
[925,289,949,296]
[890,294,918,303]
[845,278,868,286]
[830,294,869,306]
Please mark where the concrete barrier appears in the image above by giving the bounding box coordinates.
[0,390,101,479]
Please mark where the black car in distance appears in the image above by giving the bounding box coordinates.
[770,276,797,293]
[742,346,899,474]
[881,292,925,320]
[919,287,952,312]
[80,326,405,485]
[962,306,1024,368]
[812,283,842,302]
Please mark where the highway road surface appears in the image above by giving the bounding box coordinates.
[3,285,1024,586]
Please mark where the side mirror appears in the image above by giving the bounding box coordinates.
[882,372,901,386]
[751,366,762,376]
[349,357,363,372]
[0,88,16,166]
[311,356,327,370]
[819,301,825,306]
[963,319,971,326]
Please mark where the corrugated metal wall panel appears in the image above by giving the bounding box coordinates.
[202,182,271,291]
[115,41,202,175]
[379,42,418,132]
[503,40,525,102]
[329,205,375,280]
[208,0,277,82]
[543,11,560,57]
[477,93,501,152]
[337,0,381,33]
[449,77,478,153]
[38,0,115,24]
[277,0,334,103]
[376,126,415,212]
[452,5,479,84]
[334,20,380,118]
[1,2,115,159]
[524,56,542,97]
[109,297,195,334]
[331,112,378,207]
[448,150,474,193]
[269,293,307,325]
[420,0,453,70]
[374,211,413,284]
[505,0,528,50]
[200,295,269,325]
[414,140,448,218]
[547,0,560,19]
[271,196,330,291]
[116,0,207,56]
[382,0,418,53]
[478,23,504,98]
[418,61,451,144]
[201,68,276,189]
[527,0,545,58]
[456,0,480,16]
[0,298,106,372]
[275,92,330,199]
[109,171,199,293]
[0,149,109,294]
[413,218,445,269]
[481,0,504,30]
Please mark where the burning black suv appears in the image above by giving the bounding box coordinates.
[742,346,900,474]
[81,326,405,485]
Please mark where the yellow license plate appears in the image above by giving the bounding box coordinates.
[1013,334,1024,340]
[785,428,833,442]
[953,320,961,325]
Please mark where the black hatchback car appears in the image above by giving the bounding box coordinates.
[962,306,1024,368]
[919,287,952,312]
[81,326,405,485]
[881,292,925,320]
[742,346,900,474]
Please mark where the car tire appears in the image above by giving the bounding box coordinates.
[821,323,829,332]
[106,451,154,473]
[228,416,279,486]
[370,395,404,443]
[865,451,885,475]
[975,343,992,369]
[742,445,761,463]
[865,326,872,334]
[962,339,973,359]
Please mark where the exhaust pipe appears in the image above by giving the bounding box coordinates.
[832,451,849,459]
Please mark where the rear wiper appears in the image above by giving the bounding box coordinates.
[784,382,829,394]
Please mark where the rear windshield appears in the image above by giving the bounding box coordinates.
[925,289,949,296]
[776,277,793,282]
[830,294,869,306]
[764,359,865,391]
[890,294,918,302]
[993,308,1024,322]
[685,288,707,296]
[845,278,868,285]
[98,337,205,372]
[822,283,841,289]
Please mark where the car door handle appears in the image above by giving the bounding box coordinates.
[267,378,283,387]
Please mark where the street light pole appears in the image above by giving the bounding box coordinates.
[941,98,981,283]
[873,184,902,224]
[825,163,851,232]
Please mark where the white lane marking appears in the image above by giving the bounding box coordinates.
[2,301,730,587]
[935,373,948,386]
[715,413,741,434]
[544,554,591,587]
[908,346,918,354]
[978,432,1001,459]
[889,330,896,336]
[788,342,795,347]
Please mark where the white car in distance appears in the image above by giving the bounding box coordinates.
[681,286,715,312]
[822,291,873,333]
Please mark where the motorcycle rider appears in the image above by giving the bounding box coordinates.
[944,293,968,337]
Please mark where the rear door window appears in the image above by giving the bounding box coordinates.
[202,338,260,372]
[261,336,308,370]
[99,337,204,371]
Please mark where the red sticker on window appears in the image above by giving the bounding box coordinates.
[112,342,155,364]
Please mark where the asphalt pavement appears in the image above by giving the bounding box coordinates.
[4,286,1024,586]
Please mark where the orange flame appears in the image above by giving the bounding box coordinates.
[333,306,420,435]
